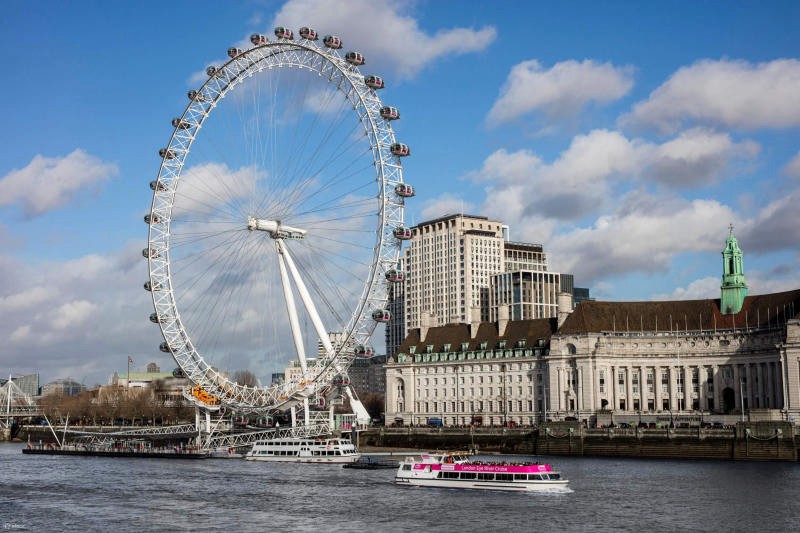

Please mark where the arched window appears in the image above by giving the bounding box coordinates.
[566,343,577,355]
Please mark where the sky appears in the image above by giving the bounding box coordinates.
[1,0,799,387]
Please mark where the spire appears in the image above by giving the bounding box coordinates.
[720,225,747,315]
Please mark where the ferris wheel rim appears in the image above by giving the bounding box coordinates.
[145,34,407,412]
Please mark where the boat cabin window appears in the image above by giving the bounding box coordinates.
[477,473,493,481]
[402,464,412,471]
[459,472,476,480]
[548,473,561,480]
[495,473,512,482]
[514,474,527,481]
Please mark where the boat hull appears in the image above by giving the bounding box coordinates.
[245,437,360,464]
[394,475,568,492]
[245,454,360,464]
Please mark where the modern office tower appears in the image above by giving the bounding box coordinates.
[11,373,39,398]
[386,213,570,356]
[403,214,505,331]
[490,270,562,321]
[385,260,406,357]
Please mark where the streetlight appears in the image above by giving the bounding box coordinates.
[739,377,746,422]
[501,364,507,427]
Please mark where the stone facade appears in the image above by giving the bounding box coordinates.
[385,290,800,426]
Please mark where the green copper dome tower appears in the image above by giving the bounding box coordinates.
[720,225,747,314]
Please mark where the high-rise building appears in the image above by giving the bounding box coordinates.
[11,374,39,398]
[490,270,562,320]
[386,213,571,357]
[385,263,406,360]
[405,214,506,329]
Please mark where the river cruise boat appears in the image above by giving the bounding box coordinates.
[395,453,568,492]
[245,437,360,464]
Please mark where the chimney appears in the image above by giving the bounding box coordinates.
[557,291,573,328]
[498,304,510,337]
[469,306,482,339]
[420,311,432,343]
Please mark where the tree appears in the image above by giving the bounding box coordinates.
[233,370,258,387]
[360,392,385,421]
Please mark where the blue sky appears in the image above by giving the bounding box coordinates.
[1,0,799,386]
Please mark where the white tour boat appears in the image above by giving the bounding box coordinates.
[395,452,568,492]
[245,437,360,464]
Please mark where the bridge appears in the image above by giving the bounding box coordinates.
[1,378,42,431]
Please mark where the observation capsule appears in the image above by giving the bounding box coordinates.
[345,51,365,66]
[159,341,172,353]
[372,309,391,322]
[390,142,410,157]
[143,280,162,292]
[299,27,318,40]
[206,65,222,77]
[274,27,294,40]
[395,183,414,198]
[385,269,404,282]
[187,90,206,102]
[379,106,400,120]
[142,248,159,259]
[172,118,190,130]
[355,344,374,357]
[393,226,412,240]
[323,35,342,49]
[172,367,186,379]
[250,33,268,45]
[144,213,161,225]
[332,374,351,387]
[150,181,167,192]
[364,75,384,90]
[159,148,176,160]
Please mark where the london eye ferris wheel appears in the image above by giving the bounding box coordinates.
[144,27,413,413]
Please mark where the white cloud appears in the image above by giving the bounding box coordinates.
[0,245,161,384]
[0,286,56,314]
[190,0,497,85]
[0,149,118,217]
[646,128,760,187]
[546,193,737,283]
[739,188,800,252]
[621,58,800,132]
[471,130,644,221]
[50,300,97,330]
[783,151,800,178]
[651,276,719,301]
[469,127,762,232]
[654,269,800,302]
[271,0,496,79]
[419,193,475,221]
[488,59,634,126]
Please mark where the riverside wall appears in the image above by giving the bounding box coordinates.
[362,421,797,462]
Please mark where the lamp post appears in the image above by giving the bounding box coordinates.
[455,365,459,426]
[739,377,746,422]
[501,364,507,427]
[126,355,132,397]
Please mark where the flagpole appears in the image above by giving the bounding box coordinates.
[127,356,132,397]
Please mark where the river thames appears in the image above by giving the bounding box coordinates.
[1,443,799,532]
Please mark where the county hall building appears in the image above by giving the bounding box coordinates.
[384,229,800,427]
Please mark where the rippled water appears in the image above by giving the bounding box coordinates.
[2,443,799,532]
